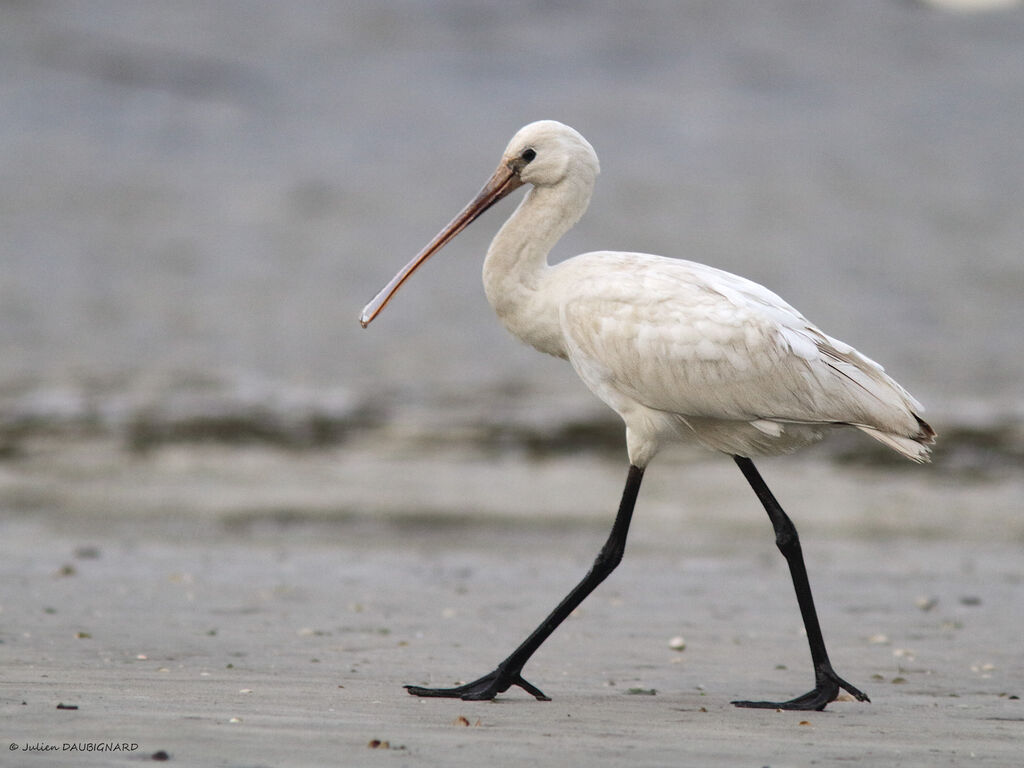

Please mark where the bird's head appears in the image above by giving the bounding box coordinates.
[359,121,597,328]
[500,120,600,190]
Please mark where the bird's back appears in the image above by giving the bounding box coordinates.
[548,251,935,461]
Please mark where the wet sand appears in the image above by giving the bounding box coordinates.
[2,439,1021,766]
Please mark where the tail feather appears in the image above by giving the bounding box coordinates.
[856,415,936,463]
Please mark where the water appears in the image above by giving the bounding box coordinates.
[2,0,1023,476]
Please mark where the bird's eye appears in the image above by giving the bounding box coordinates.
[521,148,536,163]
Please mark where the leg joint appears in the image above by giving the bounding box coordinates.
[773,516,801,556]
[593,539,625,574]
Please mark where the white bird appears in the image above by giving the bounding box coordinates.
[360,120,935,711]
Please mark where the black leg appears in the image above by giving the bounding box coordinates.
[405,464,645,701]
[732,456,869,711]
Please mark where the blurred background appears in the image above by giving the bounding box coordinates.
[1,0,1022,528]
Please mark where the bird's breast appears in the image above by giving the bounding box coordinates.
[484,275,569,360]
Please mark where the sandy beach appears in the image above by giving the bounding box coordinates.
[3,439,1022,766]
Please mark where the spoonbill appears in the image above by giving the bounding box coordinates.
[360,120,935,711]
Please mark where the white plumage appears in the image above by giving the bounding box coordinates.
[360,120,935,709]
[466,121,934,467]
[558,253,930,463]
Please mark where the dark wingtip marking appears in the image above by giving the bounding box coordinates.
[915,415,937,443]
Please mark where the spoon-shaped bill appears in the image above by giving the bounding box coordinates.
[359,163,524,328]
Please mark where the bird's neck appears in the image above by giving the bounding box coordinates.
[482,180,591,358]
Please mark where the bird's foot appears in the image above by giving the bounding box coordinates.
[405,666,550,701]
[732,669,869,711]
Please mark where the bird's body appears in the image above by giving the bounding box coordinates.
[491,247,930,465]
[360,120,934,710]
[476,122,931,468]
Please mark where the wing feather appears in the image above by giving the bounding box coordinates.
[555,253,924,439]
